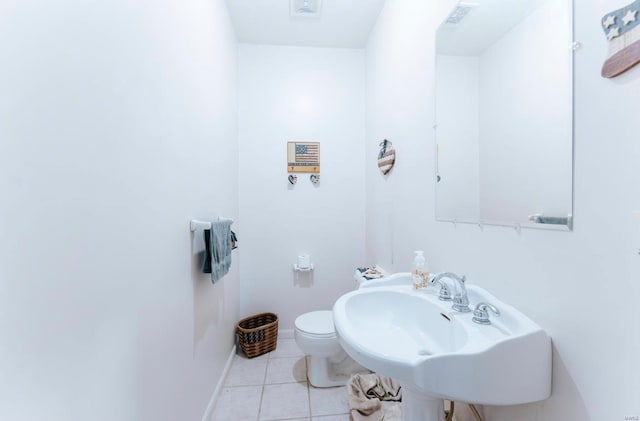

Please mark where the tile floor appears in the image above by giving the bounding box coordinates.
[212,338,351,421]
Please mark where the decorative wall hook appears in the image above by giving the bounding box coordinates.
[310,174,320,184]
[288,174,298,185]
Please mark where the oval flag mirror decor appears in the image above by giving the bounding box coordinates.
[377,139,396,175]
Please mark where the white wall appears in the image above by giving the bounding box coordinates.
[366,1,640,421]
[0,1,239,420]
[238,45,366,328]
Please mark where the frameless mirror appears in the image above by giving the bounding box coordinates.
[435,0,574,230]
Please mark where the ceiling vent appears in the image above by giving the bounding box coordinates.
[290,0,322,17]
[446,2,478,24]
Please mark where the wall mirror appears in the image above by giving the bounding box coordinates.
[435,0,574,230]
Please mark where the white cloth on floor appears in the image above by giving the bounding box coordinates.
[347,373,402,421]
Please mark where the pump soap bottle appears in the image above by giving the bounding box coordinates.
[412,250,428,289]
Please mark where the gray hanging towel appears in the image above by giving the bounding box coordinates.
[209,220,233,283]
[202,229,212,274]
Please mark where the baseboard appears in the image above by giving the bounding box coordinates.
[202,345,236,421]
[278,328,294,339]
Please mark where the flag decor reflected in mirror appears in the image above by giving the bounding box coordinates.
[377,139,396,175]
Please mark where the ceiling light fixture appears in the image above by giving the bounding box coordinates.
[290,0,322,17]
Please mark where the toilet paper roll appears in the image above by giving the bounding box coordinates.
[298,254,311,269]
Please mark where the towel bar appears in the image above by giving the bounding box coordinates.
[190,218,234,232]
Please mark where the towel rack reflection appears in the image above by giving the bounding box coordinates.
[528,214,572,227]
[189,218,234,232]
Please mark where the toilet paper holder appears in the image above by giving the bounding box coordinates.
[293,254,314,272]
[293,264,314,272]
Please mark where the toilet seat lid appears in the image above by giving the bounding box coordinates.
[295,311,335,337]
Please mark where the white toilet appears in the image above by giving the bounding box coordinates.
[293,271,409,387]
[295,310,368,387]
[294,272,411,387]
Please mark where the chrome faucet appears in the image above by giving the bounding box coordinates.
[428,275,453,301]
[429,272,471,313]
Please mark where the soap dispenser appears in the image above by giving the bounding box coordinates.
[412,250,428,289]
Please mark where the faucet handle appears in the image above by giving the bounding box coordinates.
[472,302,500,325]
[436,280,452,301]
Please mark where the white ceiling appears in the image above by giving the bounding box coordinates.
[437,0,547,56]
[225,0,388,48]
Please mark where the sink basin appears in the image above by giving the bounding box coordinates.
[339,287,469,365]
[333,277,551,420]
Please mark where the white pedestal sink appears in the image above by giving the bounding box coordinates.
[333,276,551,421]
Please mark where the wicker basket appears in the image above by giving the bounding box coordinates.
[236,312,278,358]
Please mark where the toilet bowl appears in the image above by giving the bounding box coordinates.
[294,272,410,388]
[295,310,368,388]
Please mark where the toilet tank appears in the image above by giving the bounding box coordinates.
[358,272,412,289]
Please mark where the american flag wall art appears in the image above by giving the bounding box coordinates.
[287,141,320,173]
[601,0,640,77]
